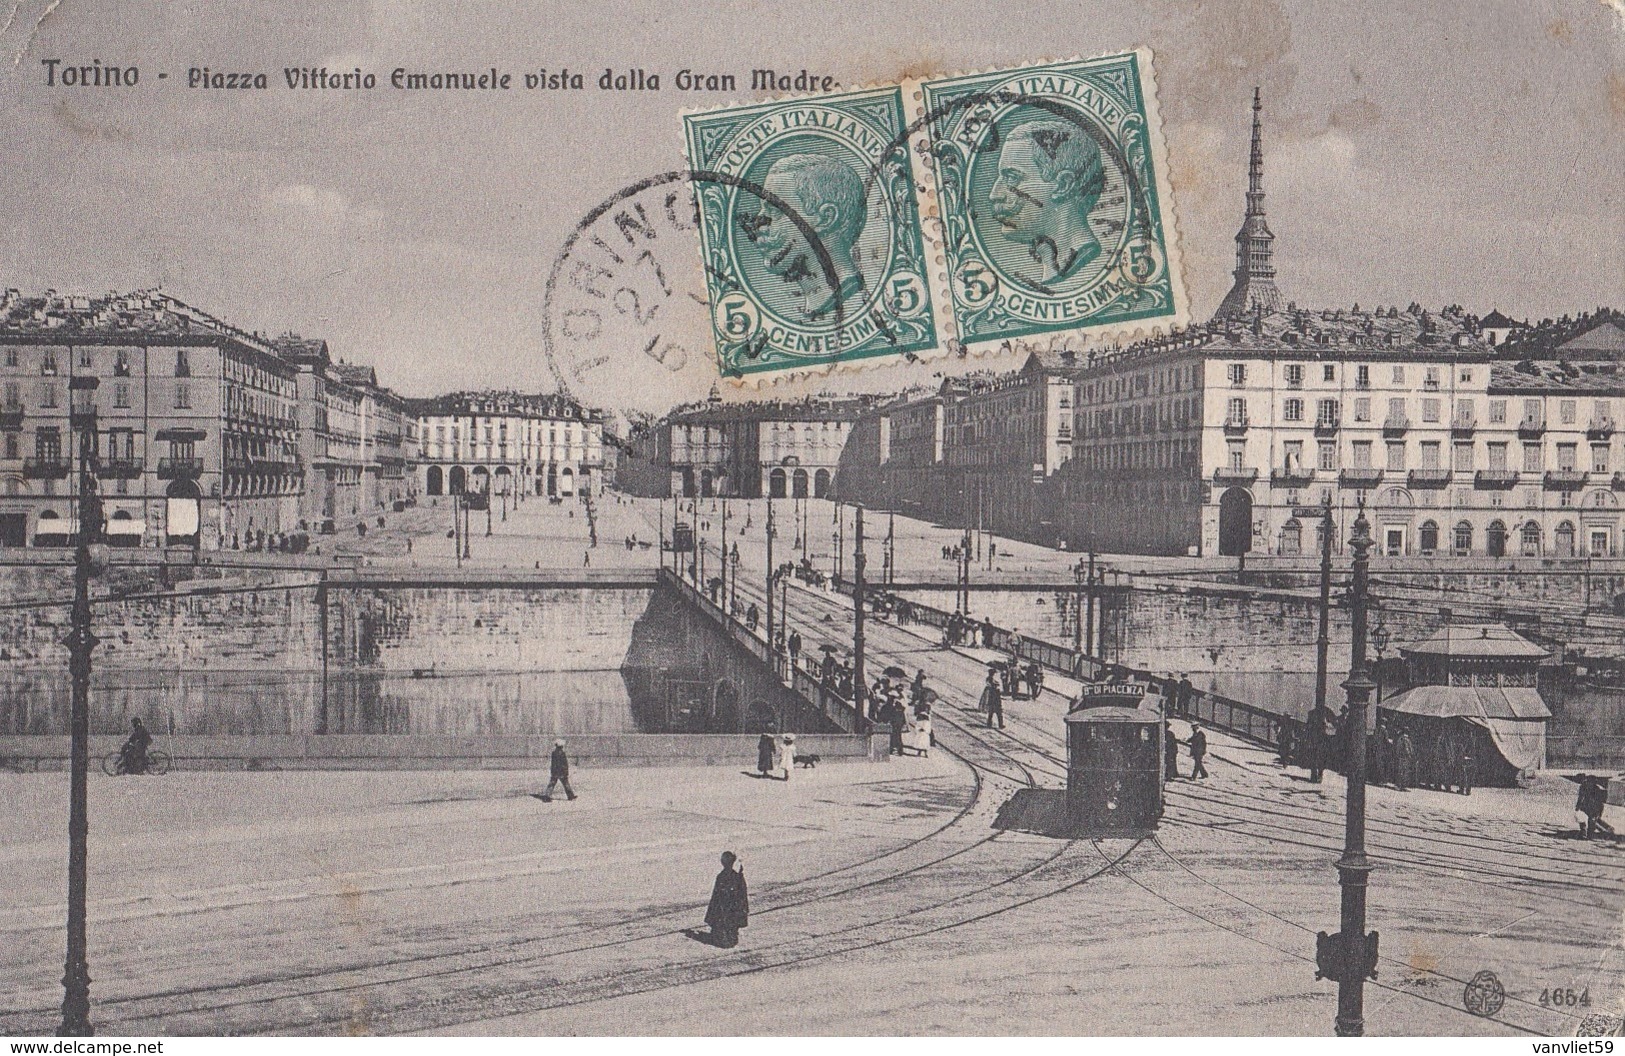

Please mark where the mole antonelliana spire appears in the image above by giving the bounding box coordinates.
[1213,87,1285,321]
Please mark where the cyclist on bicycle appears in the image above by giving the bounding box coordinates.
[118,717,152,775]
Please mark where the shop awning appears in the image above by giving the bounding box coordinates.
[104,518,146,536]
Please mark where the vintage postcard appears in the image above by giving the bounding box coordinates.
[0,0,1622,1045]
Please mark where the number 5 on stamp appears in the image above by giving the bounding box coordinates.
[921,50,1185,346]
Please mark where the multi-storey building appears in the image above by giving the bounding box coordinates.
[409,391,606,500]
[836,382,957,516]
[1049,307,1625,559]
[943,351,1080,540]
[0,290,301,549]
[659,394,871,498]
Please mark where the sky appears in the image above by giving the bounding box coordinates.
[0,0,1620,416]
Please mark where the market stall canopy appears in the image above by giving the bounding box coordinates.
[1379,684,1550,771]
[1399,623,1550,662]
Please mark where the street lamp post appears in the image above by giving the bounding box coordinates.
[1316,503,1379,1036]
[765,497,775,649]
[1312,497,1334,784]
[60,376,104,1037]
[852,505,867,730]
[1073,558,1087,655]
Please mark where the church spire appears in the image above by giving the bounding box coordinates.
[1213,87,1284,321]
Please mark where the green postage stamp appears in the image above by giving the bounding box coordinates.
[683,49,1187,381]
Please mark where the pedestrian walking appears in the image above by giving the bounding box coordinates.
[778,733,796,781]
[886,699,906,756]
[1188,723,1209,779]
[788,630,802,666]
[542,739,577,801]
[980,617,995,648]
[757,730,776,777]
[702,851,749,948]
[1164,723,1179,782]
[1276,723,1296,769]
[1394,728,1416,791]
[979,666,1004,729]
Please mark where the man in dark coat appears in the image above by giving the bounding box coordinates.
[542,739,577,801]
[704,851,749,947]
[980,667,1004,729]
[757,731,776,776]
[1164,723,1180,781]
[886,699,906,756]
[980,617,995,648]
[1188,723,1210,779]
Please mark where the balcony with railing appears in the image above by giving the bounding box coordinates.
[23,456,71,479]
[156,456,204,479]
[1450,414,1476,436]
[1313,415,1340,437]
[1517,416,1546,438]
[1338,467,1384,488]
[1544,469,1587,491]
[1407,468,1453,489]
[1270,466,1315,488]
[1221,413,1249,436]
[68,405,97,432]
[1212,465,1259,485]
[1474,468,1521,489]
[1588,417,1615,440]
[0,408,23,430]
[1381,414,1410,437]
[97,457,144,480]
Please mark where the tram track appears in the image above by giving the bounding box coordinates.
[0,664,1055,1035]
[759,576,1625,911]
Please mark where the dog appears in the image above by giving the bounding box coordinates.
[794,753,821,769]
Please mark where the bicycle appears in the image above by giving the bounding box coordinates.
[101,748,171,776]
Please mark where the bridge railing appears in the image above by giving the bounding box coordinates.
[886,590,1293,749]
[659,568,864,734]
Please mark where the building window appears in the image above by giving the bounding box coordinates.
[3,433,17,459]
[1593,443,1610,473]
[2,382,18,411]
[1521,522,1542,556]
[4,348,15,367]
[1487,442,1508,471]
[1226,397,1246,424]
[1387,397,1406,423]
[1283,440,1304,470]
[1323,364,1336,382]
[1227,363,1246,386]
[41,351,57,376]
[1356,364,1371,390]
[1454,521,1473,555]
[1386,440,1406,470]
[174,383,190,409]
[40,383,58,408]
[1424,366,1440,390]
[1392,365,1406,384]
[113,382,130,409]
[1420,441,1441,469]
[1318,441,1337,470]
[1489,400,1507,424]
[1459,367,1474,383]
[1453,442,1474,472]
[1283,398,1303,422]
[1284,364,1304,388]
[1522,442,1543,472]
[1557,442,1577,471]
[77,348,93,369]
[1422,398,1440,422]
[1523,398,1543,424]
[1352,440,1372,468]
[1226,440,1245,470]
[175,349,190,377]
[1454,398,1475,424]
[1560,400,1577,425]
[1420,520,1439,554]
[114,350,131,377]
[1354,398,1371,422]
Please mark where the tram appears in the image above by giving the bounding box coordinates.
[1064,680,1163,835]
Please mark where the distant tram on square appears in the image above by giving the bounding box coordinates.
[1064,681,1163,835]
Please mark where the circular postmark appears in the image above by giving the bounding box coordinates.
[541,168,850,406]
[1463,970,1506,1017]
